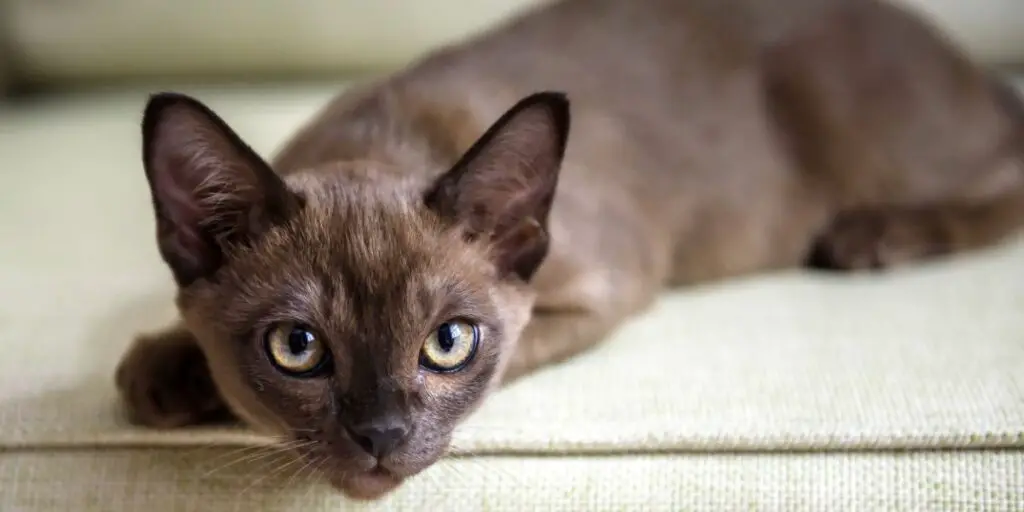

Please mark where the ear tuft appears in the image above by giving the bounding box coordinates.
[426,91,571,281]
[141,92,300,286]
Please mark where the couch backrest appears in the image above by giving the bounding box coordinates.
[2,0,1022,89]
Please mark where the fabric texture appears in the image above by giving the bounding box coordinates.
[3,450,1023,511]
[1,80,1023,510]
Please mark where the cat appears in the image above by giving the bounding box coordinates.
[114,0,1024,501]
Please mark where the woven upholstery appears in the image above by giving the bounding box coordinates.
[3,450,1023,511]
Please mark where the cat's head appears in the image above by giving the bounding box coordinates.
[139,90,569,499]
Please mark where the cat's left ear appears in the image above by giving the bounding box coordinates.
[425,92,570,281]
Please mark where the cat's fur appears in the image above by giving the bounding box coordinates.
[115,0,1024,500]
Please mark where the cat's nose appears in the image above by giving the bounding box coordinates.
[345,416,410,458]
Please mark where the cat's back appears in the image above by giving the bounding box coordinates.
[403,0,885,181]
[273,0,868,281]
[398,0,854,123]
[272,0,1005,292]
[380,0,865,286]
[389,0,856,200]
[405,0,854,87]
[277,0,857,180]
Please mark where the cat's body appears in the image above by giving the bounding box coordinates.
[116,0,1024,500]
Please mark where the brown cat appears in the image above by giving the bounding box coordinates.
[115,0,1024,500]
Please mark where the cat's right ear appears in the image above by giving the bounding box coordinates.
[141,93,301,286]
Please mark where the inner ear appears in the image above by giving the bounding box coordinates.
[141,93,301,286]
[425,91,571,281]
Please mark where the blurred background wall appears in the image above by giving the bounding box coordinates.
[0,0,1022,94]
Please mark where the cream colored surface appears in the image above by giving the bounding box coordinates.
[1,81,1024,509]
[3,451,1022,511]
[4,0,1024,85]
[896,0,1024,61]
[5,0,548,83]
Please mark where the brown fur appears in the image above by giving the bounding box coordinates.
[115,0,1024,500]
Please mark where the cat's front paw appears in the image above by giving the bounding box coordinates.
[806,208,947,271]
[115,327,229,428]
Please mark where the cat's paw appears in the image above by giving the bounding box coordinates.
[806,208,947,271]
[115,327,228,428]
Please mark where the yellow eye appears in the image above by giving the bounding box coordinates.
[420,320,479,372]
[265,323,329,376]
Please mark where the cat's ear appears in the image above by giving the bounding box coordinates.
[141,93,301,286]
[425,92,570,281]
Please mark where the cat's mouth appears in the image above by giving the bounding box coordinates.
[329,465,404,501]
[290,430,444,500]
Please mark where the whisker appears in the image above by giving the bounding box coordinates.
[236,450,307,497]
[193,444,271,469]
[240,448,298,476]
[175,437,279,460]
[215,456,277,483]
[446,446,528,488]
[186,436,292,464]
[283,453,319,492]
[302,456,329,500]
[199,447,276,478]
[201,441,312,478]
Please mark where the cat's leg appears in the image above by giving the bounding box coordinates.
[115,322,232,427]
[496,229,669,382]
[807,187,1024,271]
[501,310,619,383]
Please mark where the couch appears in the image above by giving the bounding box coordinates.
[2,1,1023,510]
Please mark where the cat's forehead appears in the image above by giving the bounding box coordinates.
[223,165,493,324]
[282,164,449,271]
[286,161,416,204]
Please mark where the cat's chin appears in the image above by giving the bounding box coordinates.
[330,467,404,501]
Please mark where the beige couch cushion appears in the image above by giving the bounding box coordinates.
[4,0,1024,86]
[5,450,1022,510]
[1,79,1024,509]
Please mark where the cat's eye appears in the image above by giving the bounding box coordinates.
[420,320,479,373]
[265,323,330,377]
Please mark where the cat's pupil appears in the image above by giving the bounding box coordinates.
[437,323,459,352]
[288,328,312,355]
